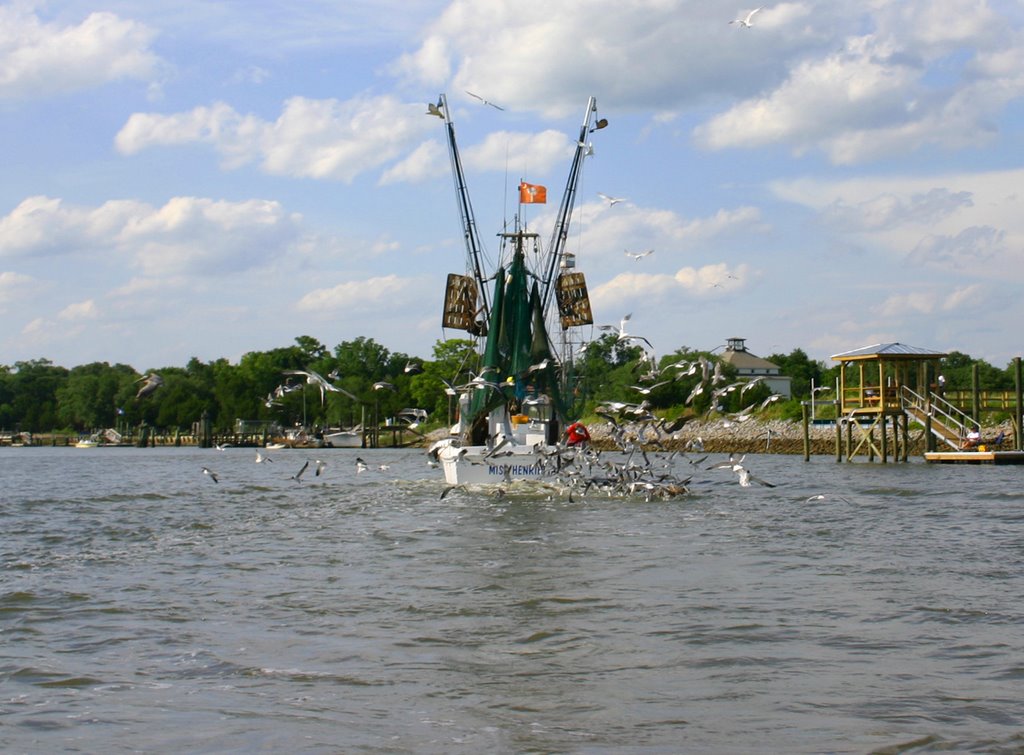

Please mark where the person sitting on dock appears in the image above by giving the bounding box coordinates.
[962,425,982,450]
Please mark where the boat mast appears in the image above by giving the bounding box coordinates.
[439,93,490,322]
[539,96,606,315]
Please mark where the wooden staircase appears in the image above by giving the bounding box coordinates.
[900,387,971,450]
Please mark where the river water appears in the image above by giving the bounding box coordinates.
[1,446,1022,753]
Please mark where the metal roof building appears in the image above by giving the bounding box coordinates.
[720,337,792,398]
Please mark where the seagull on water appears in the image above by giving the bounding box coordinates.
[135,373,163,399]
[729,7,761,27]
[466,91,504,110]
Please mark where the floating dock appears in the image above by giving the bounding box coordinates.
[924,450,1024,465]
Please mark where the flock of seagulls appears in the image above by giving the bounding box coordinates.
[435,405,778,503]
[432,311,785,502]
[201,450,404,486]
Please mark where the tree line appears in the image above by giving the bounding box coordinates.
[0,333,1017,435]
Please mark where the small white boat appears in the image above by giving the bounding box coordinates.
[75,437,99,448]
[322,429,362,448]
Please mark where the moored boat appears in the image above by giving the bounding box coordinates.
[322,428,363,448]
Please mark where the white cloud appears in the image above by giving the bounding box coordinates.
[694,34,918,161]
[393,0,832,117]
[296,274,427,313]
[391,34,451,85]
[379,140,446,184]
[570,201,764,266]
[770,168,1024,276]
[941,284,982,312]
[821,188,974,232]
[463,130,572,173]
[0,195,303,275]
[116,95,438,182]
[58,299,98,320]
[0,270,38,306]
[909,225,1005,269]
[0,6,159,100]
[591,262,750,310]
[693,1,1021,164]
[878,283,985,317]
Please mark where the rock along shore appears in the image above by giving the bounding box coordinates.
[424,418,945,456]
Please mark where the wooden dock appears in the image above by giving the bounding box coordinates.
[924,450,1024,465]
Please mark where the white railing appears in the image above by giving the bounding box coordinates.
[900,386,975,448]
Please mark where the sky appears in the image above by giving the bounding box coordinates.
[3,0,1024,372]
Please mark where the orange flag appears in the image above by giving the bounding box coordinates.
[519,181,547,204]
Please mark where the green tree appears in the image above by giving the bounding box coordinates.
[765,348,825,399]
[8,359,67,432]
[56,362,137,430]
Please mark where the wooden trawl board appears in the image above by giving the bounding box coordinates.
[442,274,478,332]
[556,272,593,328]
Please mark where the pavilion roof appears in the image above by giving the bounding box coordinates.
[830,342,947,361]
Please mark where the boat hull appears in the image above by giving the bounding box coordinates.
[435,439,556,485]
[322,431,362,448]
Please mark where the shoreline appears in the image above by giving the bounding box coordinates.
[7,417,1016,456]
[423,416,1018,457]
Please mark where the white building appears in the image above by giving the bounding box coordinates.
[719,337,792,399]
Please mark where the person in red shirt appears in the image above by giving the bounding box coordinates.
[566,421,591,447]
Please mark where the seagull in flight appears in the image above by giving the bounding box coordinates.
[465,90,504,110]
[426,101,444,118]
[597,313,654,349]
[202,467,219,484]
[282,369,357,405]
[624,249,654,261]
[598,192,626,206]
[291,460,310,483]
[730,7,761,27]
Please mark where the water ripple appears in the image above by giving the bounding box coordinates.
[1,448,1023,752]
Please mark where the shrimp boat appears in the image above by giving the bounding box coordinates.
[430,93,606,485]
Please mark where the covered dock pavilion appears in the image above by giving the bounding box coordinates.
[830,342,946,462]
